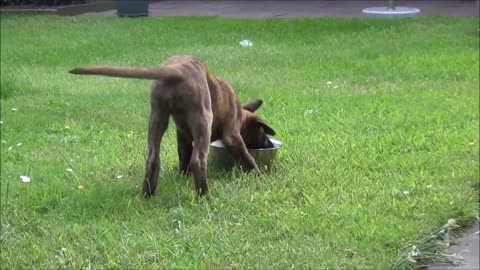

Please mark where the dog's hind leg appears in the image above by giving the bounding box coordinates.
[176,129,193,175]
[189,112,213,196]
[142,108,169,197]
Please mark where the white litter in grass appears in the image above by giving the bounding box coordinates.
[403,190,410,195]
[8,146,13,151]
[16,143,22,147]
[1,140,6,144]
[426,185,433,188]
[239,39,253,47]
[11,108,17,111]
[20,175,31,183]
[0,121,3,124]
[326,81,333,85]
[304,109,318,116]
[116,175,124,179]
[66,168,73,172]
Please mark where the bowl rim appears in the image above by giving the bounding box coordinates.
[210,137,283,151]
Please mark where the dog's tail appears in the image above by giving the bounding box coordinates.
[68,65,183,81]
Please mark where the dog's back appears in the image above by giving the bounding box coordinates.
[156,56,243,143]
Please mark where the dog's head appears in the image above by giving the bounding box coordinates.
[241,99,276,149]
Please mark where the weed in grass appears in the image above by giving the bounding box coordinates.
[393,219,464,269]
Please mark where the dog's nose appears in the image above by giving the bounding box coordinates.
[265,138,274,148]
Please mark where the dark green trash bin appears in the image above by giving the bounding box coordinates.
[116,0,149,17]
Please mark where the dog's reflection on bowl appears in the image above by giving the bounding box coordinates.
[208,138,283,171]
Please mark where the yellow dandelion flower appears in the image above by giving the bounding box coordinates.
[64,125,70,130]
[78,185,84,190]
[469,140,476,146]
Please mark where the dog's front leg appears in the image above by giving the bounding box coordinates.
[142,109,169,197]
[222,133,260,172]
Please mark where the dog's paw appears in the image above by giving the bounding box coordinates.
[142,190,155,199]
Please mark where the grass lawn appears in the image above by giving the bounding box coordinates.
[1,14,479,269]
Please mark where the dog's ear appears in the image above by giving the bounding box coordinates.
[242,99,263,112]
[254,118,275,136]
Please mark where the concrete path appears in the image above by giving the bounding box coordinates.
[82,0,479,18]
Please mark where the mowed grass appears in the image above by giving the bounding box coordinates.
[1,14,479,269]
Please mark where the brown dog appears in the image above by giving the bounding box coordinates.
[69,55,275,197]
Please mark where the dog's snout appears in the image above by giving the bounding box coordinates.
[264,137,274,148]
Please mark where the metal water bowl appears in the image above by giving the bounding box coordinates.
[208,138,283,171]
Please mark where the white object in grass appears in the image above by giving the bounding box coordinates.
[20,175,31,183]
[239,39,253,47]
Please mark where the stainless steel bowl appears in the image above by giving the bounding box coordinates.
[208,138,283,171]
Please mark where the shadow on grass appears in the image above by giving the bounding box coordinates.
[48,159,285,222]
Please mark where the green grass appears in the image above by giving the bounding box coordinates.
[1,14,479,269]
